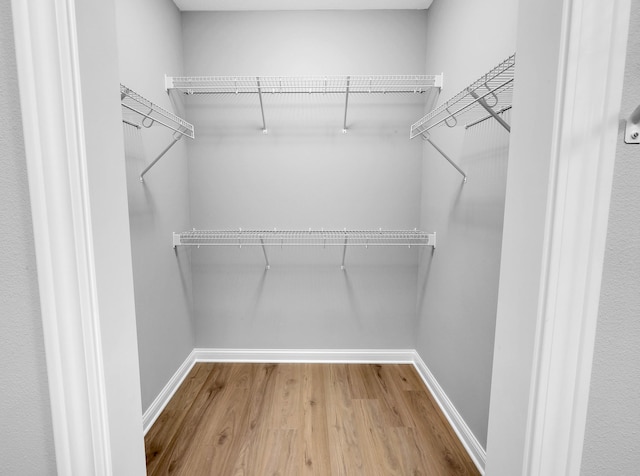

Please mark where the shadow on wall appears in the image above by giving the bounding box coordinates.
[249,266,269,321]
[182,93,428,140]
[175,247,195,319]
[416,246,436,318]
[190,247,419,348]
[416,111,511,336]
[122,123,157,222]
[342,269,364,327]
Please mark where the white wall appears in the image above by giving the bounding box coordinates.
[581,4,640,473]
[74,0,147,472]
[0,4,56,473]
[416,0,518,449]
[114,0,195,412]
[181,10,431,349]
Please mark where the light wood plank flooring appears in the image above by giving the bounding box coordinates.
[145,363,480,475]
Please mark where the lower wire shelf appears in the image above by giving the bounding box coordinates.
[172,229,436,269]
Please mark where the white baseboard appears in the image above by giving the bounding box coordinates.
[411,351,486,474]
[193,348,416,364]
[142,349,196,435]
[142,347,485,475]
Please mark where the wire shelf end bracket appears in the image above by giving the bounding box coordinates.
[409,54,515,182]
[409,54,515,139]
[120,83,195,182]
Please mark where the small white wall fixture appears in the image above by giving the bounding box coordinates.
[624,103,640,143]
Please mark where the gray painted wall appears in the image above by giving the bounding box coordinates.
[115,0,195,412]
[415,0,518,449]
[0,3,57,473]
[581,5,640,474]
[75,0,147,470]
[181,11,430,349]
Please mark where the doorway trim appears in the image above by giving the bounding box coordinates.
[10,0,632,473]
[523,2,631,473]
[10,0,112,474]
[486,0,631,474]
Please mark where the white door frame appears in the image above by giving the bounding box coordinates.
[486,0,631,474]
[10,0,631,474]
[521,1,631,472]
[11,0,144,474]
[11,1,113,474]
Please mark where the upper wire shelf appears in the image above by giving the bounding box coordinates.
[410,54,515,139]
[166,74,442,134]
[165,75,443,95]
[173,229,436,247]
[120,84,194,139]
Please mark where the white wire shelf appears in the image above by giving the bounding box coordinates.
[120,84,194,139]
[166,74,442,134]
[120,84,195,182]
[174,229,435,246]
[410,54,515,139]
[173,229,436,269]
[165,75,443,95]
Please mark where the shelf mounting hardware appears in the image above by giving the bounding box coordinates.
[422,133,467,182]
[341,232,348,270]
[256,77,268,134]
[260,236,270,269]
[343,76,351,134]
[139,132,182,182]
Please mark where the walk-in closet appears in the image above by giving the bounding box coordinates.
[116,1,515,472]
[8,0,633,474]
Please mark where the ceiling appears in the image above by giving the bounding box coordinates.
[173,0,434,11]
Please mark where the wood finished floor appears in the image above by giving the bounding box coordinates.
[145,363,480,476]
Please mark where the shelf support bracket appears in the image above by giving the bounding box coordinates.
[422,134,467,183]
[342,76,351,134]
[341,235,348,269]
[256,76,268,134]
[469,90,511,132]
[260,237,270,270]
[140,134,182,182]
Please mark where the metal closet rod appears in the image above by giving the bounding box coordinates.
[172,229,437,270]
[465,105,512,129]
[120,84,195,182]
[165,74,443,134]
